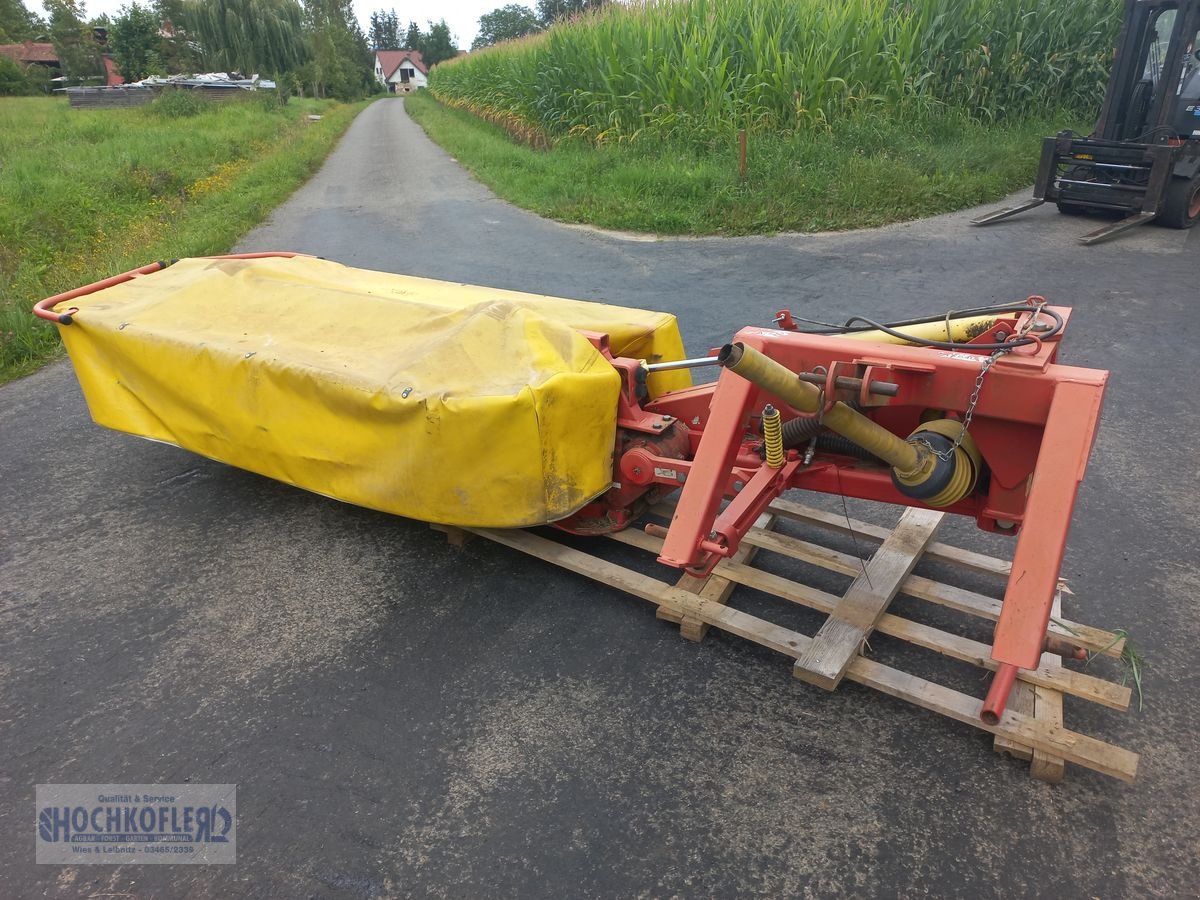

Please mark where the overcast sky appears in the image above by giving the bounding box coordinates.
[37,1,497,52]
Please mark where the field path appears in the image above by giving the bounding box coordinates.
[2,98,1194,898]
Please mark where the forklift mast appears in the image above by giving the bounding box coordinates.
[973,0,1200,243]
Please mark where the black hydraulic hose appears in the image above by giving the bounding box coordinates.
[780,414,824,448]
[787,302,1065,351]
[815,433,882,462]
[778,397,862,450]
[764,416,881,462]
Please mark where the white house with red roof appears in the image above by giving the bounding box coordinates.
[374,49,427,93]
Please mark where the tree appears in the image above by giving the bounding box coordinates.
[152,0,203,73]
[368,8,398,50]
[536,0,606,27]
[403,20,420,51]
[184,0,307,76]
[0,0,45,42]
[0,54,37,93]
[111,2,162,81]
[45,0,103,84]
[417,19,456,67]
[302,0,372,99]
[472,4,539,51]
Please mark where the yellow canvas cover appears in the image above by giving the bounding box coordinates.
[53,255,690,527]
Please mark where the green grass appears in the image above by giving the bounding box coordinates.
[0,94,371,383]
[406,89,1085,235]
[416,0,1112,237]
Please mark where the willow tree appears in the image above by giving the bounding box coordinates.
[184,0,307,76]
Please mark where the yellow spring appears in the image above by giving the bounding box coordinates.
[762,404,784,469]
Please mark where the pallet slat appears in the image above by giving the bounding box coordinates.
[471,523,1138,782]
[1030,593,1068,782]
[723,562,1128,709]
[741,526,1123,658]
[766,497,1013,578]
[793,508,944,690]
[622,535,1130,711]
[659,512,776,641]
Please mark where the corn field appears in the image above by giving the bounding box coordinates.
[428,0,1120,143]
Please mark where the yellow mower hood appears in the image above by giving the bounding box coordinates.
[54,255,689,527]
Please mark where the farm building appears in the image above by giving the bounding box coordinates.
[0,41,124,86]
[374,49,426,93]
[0,41,59,73]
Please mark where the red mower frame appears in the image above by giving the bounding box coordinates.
[584,305,1107,725]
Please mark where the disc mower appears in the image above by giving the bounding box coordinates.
[34,254,1109,727]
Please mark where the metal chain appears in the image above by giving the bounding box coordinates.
[918,299,1048,461]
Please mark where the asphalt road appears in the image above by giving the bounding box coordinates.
[2,98,1196,898]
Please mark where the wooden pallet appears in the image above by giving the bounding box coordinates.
[436,497,1138,783]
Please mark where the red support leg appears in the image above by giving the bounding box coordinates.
[658,360,759,570]
[986,379,1107,719]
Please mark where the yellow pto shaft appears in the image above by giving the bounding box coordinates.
[718,342,981,507]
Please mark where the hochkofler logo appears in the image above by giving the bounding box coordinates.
[35,784,236,865]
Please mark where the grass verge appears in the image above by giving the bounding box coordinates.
[0,94,372,384]
[407,90,1084,237]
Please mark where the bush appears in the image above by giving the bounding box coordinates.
[150,88,208,118]
[253,88,287,113]
[0,57,40,96]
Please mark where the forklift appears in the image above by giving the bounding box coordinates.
[973,0,1200,244]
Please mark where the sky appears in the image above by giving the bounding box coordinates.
[36,1,497,52]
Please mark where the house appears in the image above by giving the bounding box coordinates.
[0,41,60,73]
[0,40,122,85]
[374,49,427,93]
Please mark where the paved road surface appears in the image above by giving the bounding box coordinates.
[2,99,1195,898]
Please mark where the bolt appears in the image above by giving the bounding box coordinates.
[708,531,718,540]
[662,415,673,422]
[652,422,663,429]
[733,480,745,492]
[691,416,701,426]
[995,518,1016,531]
[633,467,642,476]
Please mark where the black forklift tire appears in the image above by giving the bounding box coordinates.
[1160,176,1200,229]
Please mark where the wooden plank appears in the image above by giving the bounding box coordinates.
[742,527,1124,658]
[613,513,776,640]
[612,527,1129,710]
[607,528,686,625]
[678,512,776,642]
[1030,593,1067,783]
[471,526,1138,781]
[766,497,1012,578]
[845,656,1138,782]
[653,496,1011,578]
[716,562,1128,709]
[611,528,1130,710]
[608,527,663,554]
[994,682,1036,761]
[430,523,472,547]
[793,508,944,690]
